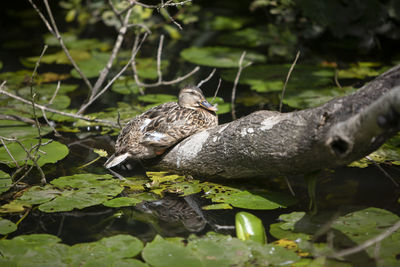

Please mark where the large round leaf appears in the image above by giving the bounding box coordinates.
[181,46,266,68]
[0,138,69,167]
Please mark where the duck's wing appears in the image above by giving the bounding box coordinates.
[140,107,212,149]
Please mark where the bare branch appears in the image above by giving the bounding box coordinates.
[78,33,149,113]
[85,7,134,111]
[0,87,119,128]
[48,81,61,105]
[197,68,216,88]
[279,51,300,112]
[211,78,222,104]
[231,51,252,120]
[0,137,20,168]
[131,34,200,88]
[157,35,165,83]
[28,0,93,91]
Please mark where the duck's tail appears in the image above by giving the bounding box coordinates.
[104,152,130,168]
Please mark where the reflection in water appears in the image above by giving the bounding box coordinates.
[136,195,207,233]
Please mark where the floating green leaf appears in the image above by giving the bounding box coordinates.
[349,134,400,167]
[23,49,91,66]
[181,46,266,68]
[138,94,177,104]
[0,170,11,195]
[44,33,111,51]
[142,233,300,267]
[103,197,143,208]
[7,174,124,213]
[0,138,69,168]
[135,58,169,80]
[39,174,124,212]
[222,64,334,93]
[0,217,17,235]
[0,233,145,266]
[142,235,203,267]
[331,207,400,266]
[112,76,143,95]
[218,25,297,58]
[0,70,32,88]
[209,190,296,210]
[211,16,249,30]
[71,51,110,78]
[338,62,388,79]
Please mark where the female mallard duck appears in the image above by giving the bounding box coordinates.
[104,86,218,168]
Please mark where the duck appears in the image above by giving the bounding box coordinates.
[104,85,218,168]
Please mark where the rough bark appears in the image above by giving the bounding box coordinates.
[149,65,400,179]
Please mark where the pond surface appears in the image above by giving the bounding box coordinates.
[1,1,400,266]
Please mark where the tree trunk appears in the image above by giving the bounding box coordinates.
[149,65,400,179]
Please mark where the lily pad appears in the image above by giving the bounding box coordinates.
[181,46,266,68]
[23,49,91,66]
[135,58,169,80]
[0,217,17,235]
[0,233,144,266]
[338,62,388,79]
[349,134,400,167]
[71,51,110,78]
[206,188,296,210]
[331,207,400,265]
[0,170,12,195]
[221,64,334,93]
[112,76,143,95]
[137,94,177,104]
[0,138,69,167]
[6,174,124,213]
[44,33,111,51]
[211,16,250,30]
[218,25,297,56]
[142,233,300,267]
[103,196,143,208]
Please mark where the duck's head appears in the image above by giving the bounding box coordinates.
[178,86,217,112]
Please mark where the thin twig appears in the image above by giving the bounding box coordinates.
[211,78,222,104]
[157,35,165,83]
[334,69,342,89]
[78,33,149,113]
[84,7,134,113]
[231,51,252,120]
[0,88,119,128]
[41,108,61,137]
[131,34,200,88]
[197,68,216,88]
[279,51,300,112]
[159,1,183,30]
[29,45,48,184]
[30,0,93,91]
[0,138,20,168]
[48,81,61,105]
[330,219,400,258]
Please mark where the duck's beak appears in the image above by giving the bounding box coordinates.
[199,100,218,112]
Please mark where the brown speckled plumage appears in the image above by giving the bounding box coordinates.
[104,86,218,168]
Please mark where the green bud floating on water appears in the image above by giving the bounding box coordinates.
[235,211,266,244]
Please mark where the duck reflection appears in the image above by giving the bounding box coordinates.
[136,194,207,233]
